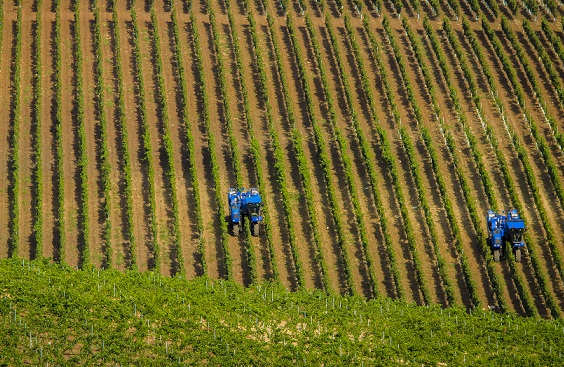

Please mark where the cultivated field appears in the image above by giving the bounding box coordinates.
[1,0,564,317]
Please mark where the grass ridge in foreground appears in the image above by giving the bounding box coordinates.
[0,258,562,365]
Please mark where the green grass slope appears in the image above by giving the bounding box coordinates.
[0,258,562,365]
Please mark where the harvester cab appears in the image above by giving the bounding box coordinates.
[228,188,263,237]
[228,188,242,235]
[486,209,526,262]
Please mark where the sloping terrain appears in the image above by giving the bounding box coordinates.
[1,258,563,364]
[0,0,563,317]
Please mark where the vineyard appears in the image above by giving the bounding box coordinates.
[1,258,563,364]
[1,0,564,318]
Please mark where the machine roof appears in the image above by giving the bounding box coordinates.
[506,220,525,229]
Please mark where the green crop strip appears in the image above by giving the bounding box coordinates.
[189,8,232,279]
[2,258,564,364]
[324,14,404,300]
[169,6,205,276]
[130,8,160,272]
[224,0,278,283]
[8,1,22,257]
[92,5,112,267]
[110,8,136,270]
[205,1,255,283]
[376,16,455,306]
[73,0,90,266]
[401,18,480,309]
[54,0,65,263]
[149,9,184,276]
[31,0,43,258]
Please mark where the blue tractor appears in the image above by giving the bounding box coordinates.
[487,209,526,262]
[228,188,263,236]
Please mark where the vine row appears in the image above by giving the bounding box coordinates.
[169,6,205,275]
[225,0,279,282]
[131,8,160,272]
[111,8,136,270]
[325,14,404,300]
[286,13,356,295]
[402,18,481,308]
[73,0,90,266]
[189,10,232,278]
[351,16,432,304]
[32,0,43,258]
[8,2,22,257]
[92,5,112,267]
[54,1,65,263]
[150,9,184,276]
[378,16,456,306]
[259,11,310,289]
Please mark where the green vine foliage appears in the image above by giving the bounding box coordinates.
[32,0,43,259]
[150,9,185,276]
[111,8,136,270]
[73,1,90,267]
[224,0,278,283]
[8,2,22,257]
[1,258,563,364]
[92,6,112,267]
[131,8,160,272]
[401,17,481,309]
[325,14,404,300]
[286,13,355,296]
[379,16,455,306]
[189,10,232,279]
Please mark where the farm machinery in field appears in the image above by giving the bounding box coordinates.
[486,209,526,262]
[228,188,263,237]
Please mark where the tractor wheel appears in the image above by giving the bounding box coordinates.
[493,249,500,262]
[515,248,522,262]
[233,224,240,236]
[251,222,259,237]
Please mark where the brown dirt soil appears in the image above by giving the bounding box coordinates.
[116,2,153,272]
[60,0,79,267]
[235,7,299,290]
[137,7,176,276]
[79,2,102,267]
[16,3,34,260]
[40,6,55,260]
[0,4,15,258]
[263,10,326,292]
[308,15,390,299]
[100,11,125,270]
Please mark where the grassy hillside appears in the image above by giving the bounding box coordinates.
[0,258,562,365]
